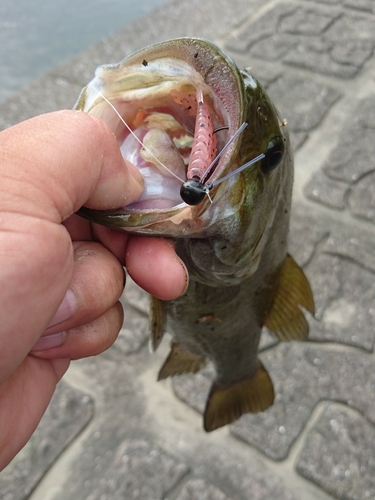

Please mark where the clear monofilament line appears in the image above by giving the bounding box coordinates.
[209,153,265,188]
[200,122,248,184]
[87,84,185,183]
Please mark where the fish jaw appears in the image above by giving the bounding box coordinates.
[76,39,293,285]
[76,37,247,234]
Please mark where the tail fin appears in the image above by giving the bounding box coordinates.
[203,362,274,432]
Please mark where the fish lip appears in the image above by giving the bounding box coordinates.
[75,38,247,229]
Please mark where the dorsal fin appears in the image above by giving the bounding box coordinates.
[158,342,206,380]
[265,253,315,342]
[149,295,166,352]
[203,362,274,432]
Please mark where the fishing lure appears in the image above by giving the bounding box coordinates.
[88,85,284,207]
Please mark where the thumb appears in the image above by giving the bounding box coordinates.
[0,110,144,221]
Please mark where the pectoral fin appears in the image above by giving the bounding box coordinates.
[158,342,206,380]
[203,362,274,432]
[265,253,315,342]
[149,295,166,352]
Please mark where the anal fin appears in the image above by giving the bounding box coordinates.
[203,362,274,432]
[158,342,206,381]
[149,295,166,352]
[265,253,315,342]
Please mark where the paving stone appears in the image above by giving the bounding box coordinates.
[304,171,350,210]
[172,367,213,415]
[323,234,375,274]
[304,254,341,321]
[266,75,341,134]
[279,7,336,35]
[315,0,375,8]
[175,478,230,500]
[349,172,375,222]
[297,403,375,500]
[123,276,149,316]
[285,11,375,78]
[344,0,375,12]
[288,212,327,267]
[230,343,375,460]
[0,381,94,500]
[307,95,375,221]
[225,3,297,54]
[307,254,375,351]
[114,303,149,355]
[323,121,375,185]
[228,3,375,79]
[231,467,299,500]
[78,439,188,500]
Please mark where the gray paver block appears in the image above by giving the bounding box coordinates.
[349,173,375,222]
[323,120,375,185]
[266,75,341,133]
[227,3,375,78]
[323,234,375,274]
[80,439,188,500]
[175,478,230,500]
[123,276,150,316]
[228,464,299,500]
[305,94,375,223]
[305,171,349,210]
[116,302,149,355]
[308,254,375,350]
[297,403,375,500]
[230,342,375,460]
[0,381,94,500]
[288,213,328,267]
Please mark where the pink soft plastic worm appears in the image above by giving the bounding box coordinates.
[187,89,217,179]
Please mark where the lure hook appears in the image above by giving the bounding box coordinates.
[180,122,267,206]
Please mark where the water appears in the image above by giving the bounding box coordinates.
[0,0,168,103]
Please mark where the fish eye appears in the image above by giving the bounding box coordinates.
[180,178,207,205]
[261,136,285,174]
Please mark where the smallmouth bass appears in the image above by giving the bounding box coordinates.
[76,38,314,431]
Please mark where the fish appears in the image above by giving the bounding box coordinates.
[75,37,315,432]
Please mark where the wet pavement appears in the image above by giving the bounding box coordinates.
[1,0,375,499]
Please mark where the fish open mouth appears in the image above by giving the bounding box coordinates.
[75,38,245,213]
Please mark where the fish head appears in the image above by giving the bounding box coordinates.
[76,38,292,284]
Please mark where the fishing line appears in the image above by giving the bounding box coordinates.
[209,153,265,188]
[200,122,248,184]
[180,151,265,205]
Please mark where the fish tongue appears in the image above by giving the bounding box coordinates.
[141,128,186,179]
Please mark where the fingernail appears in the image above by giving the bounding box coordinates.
[48,289,77,328]
[124,158,144,185]
[31,332,66,352]
[178,257,189,295]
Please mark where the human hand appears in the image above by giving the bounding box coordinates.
[0,110,188,469]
